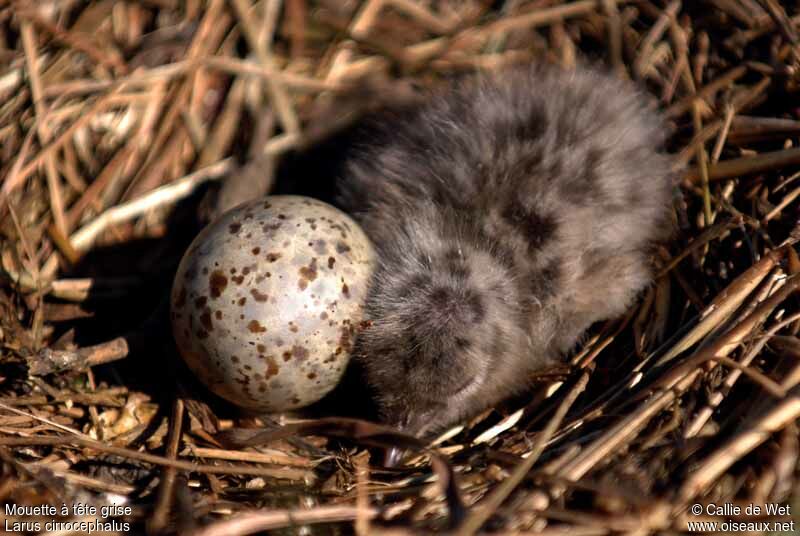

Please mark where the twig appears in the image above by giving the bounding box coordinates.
[229,0,300,136]
[633,0,680,78]
[149,398,184,533]
[0,402,92,440]
[655,245,783,366]
[666,65,747,118]
[459,371,591,534]
[20,21,68,237]
[685,311,800,437]
[676,387,800,507]
[686,147,800,182]
[191,505,378,536]
[0,436,314,480]
[65,158,233,256]
[27,337,131,375]
[15,6,128,74]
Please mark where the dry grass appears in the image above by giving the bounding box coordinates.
[2,0,800,534]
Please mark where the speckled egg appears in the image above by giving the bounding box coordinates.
[170,195,375,411]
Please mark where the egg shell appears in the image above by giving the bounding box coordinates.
[170,195,375,411]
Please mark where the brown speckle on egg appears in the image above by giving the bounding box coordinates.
[209,270,228,298]
[199,310,213,331]
[250,288,268,302]
[292,345,309,361]
[298,258,318,291]
[247,320,267,333]
[265,357,279,378]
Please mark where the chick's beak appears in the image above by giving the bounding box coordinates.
[382,411,431,467]
[382,411,414,467]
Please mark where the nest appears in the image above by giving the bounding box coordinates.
[2,0,800,534]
